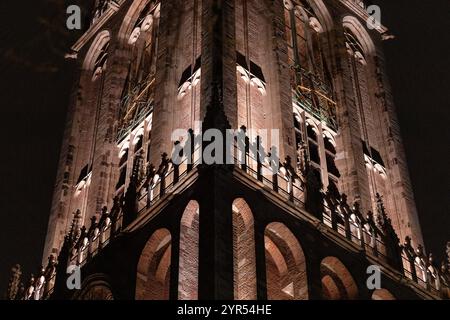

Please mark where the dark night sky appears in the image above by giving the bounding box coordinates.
[0,0,449,295]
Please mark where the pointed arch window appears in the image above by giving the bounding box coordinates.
[128,2,160,45]
[136,228,172,300]
[285,1,339,186]
[284,0,336,131]
[294,109,340,190]
[117,2,161,141]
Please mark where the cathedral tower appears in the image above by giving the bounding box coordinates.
[34,0,447,300]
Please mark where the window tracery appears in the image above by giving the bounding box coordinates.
[117,2,160,141]
[284,0,337,130]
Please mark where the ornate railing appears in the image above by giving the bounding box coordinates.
[68,207,118,268]
[8,130,449,300]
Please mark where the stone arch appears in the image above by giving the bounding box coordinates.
[136,228,172,300]
[82,30,111,71]
[178,200,200,300]
[306,117,320,135]
[342,16,375,57]
[232,198,257,300]
[76,276,114,300]
[371,288,396,300]
[320,256,359,300]
[264,222,308,300]
[67,29,111,226]
[303,0,333,32]
[284,0,333,32]
[118,0,160,43]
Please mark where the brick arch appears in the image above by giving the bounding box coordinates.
[321,275,340,300]
[76,275,114,300]
[82,30,111,71]
[371,288,396,300]
[320,256,359,300]
[264,222,308,300]
[178,200,200,300]
[136,228,171,300]
[232,198,257,300]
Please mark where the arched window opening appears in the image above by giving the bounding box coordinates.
[326,153,340,178]
[265,223,308,300]
[324,135,340,178]
[83,30,111,81]
[308,142,320,164]
[146,129,152,163]
[344,19,388,214]
[119,149,129,167]
[117,1,160,141]
[128,2,160,45]
[344,26,370,142]
[136,228,172,300]
[178,201,200,300]
[328,179,339,196]
[294,115,301,131]
[284,0,328,75]
[344,29,366,63]
[293,114,306,171]
[116,148,129,191]
[324,137,336,154]
[116,167,127,191]
[295,113,341,190]
[285,1,341,193]
[232,199,257,300]
[320,257,358,300]
[307,123,317,141]
[285,0,336,131]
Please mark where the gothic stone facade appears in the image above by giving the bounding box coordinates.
[37,0,444,300]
